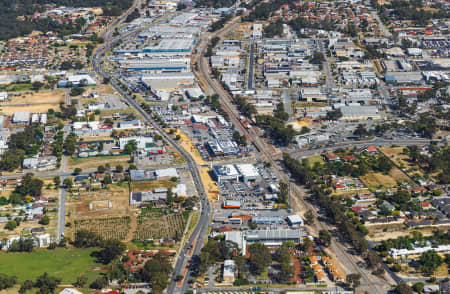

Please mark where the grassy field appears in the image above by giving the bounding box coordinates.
[1,83,32,92]
[306,154,324,166]
[360,165,411,191]
[131,180,177,191]
[68,155,130,169]
[0,248,105,284]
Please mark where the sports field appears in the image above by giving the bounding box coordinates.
[0,247,105,284]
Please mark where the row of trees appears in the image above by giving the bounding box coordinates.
[74,230,126,264]
[283,154,369,255]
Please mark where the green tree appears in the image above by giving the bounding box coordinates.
[418,250,443,275]
[346,273,361,289]
[394,283,413,294]
[4,220,17,230]
[412,282,424,293]
[73,230,103,248]
[73,168,82,175]
[304,210,314,225]
[124,140,137,154]
[248,243,272,275]
[98,239,126,264]
[39,215,50,225]
[34,272,61,294]
[53,176,60,187]
[319,230,331,247]
[140,252,173,293]
[89,276,108,289]
[63,178,73,189]
[73,275,88,288]
[63,133,77,155]
[18,280,33,294]
[0,274,17,291]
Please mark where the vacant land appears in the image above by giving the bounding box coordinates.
[0,104,61,115]
[2,89,66,105]
[359,168,409,191]
[69,184,131,219]
[0,248,104,284]
[176,129,206,165]
[200,167,219,202]
[0,89,65,115]
[68,155,130,169]
[379,147,424,177]
[131,180,177,191]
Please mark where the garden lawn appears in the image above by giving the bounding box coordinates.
[0,247,105,284]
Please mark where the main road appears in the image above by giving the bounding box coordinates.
[91,5,211,294]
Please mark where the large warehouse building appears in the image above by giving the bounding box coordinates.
[225,229,307,255]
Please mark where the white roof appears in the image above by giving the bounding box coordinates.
[155,168,178,178]
[185,87,204,98]
[68,74,96,85]
[390,244,450,258]
[223,259,236,277]
[12,112,30,122]
[235,164,259,178]
[287,214,303,224]
[173,183,187,197]
[59,289,83,294]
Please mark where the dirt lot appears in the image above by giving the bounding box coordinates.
[68,183,131,219]
[175,129,206,165]
[200,167,219,202]
[2,89,66,105]
[68,155,130,169]
[0,104,61,115]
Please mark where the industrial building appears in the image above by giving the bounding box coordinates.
[299,88,327,102]
[287,214,304,226]
[118,136,154,150]
[222,200,242,209]
[206,139,239,157]
[130,190,167,205]
[143,39,194,53]
[212,163,260,183]
[12,112,30,124]
[58,74,97,87]
[120,58,190,72]
[235,164,259,182]
[212,164,240,182]
[154,168,178,180]
[385,72,423,84]
[141,73,195,90]
[338,106,383,121]
[225,229,306,256]
[116,120,142,129]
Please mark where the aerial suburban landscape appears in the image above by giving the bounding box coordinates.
[0,0,449,293]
